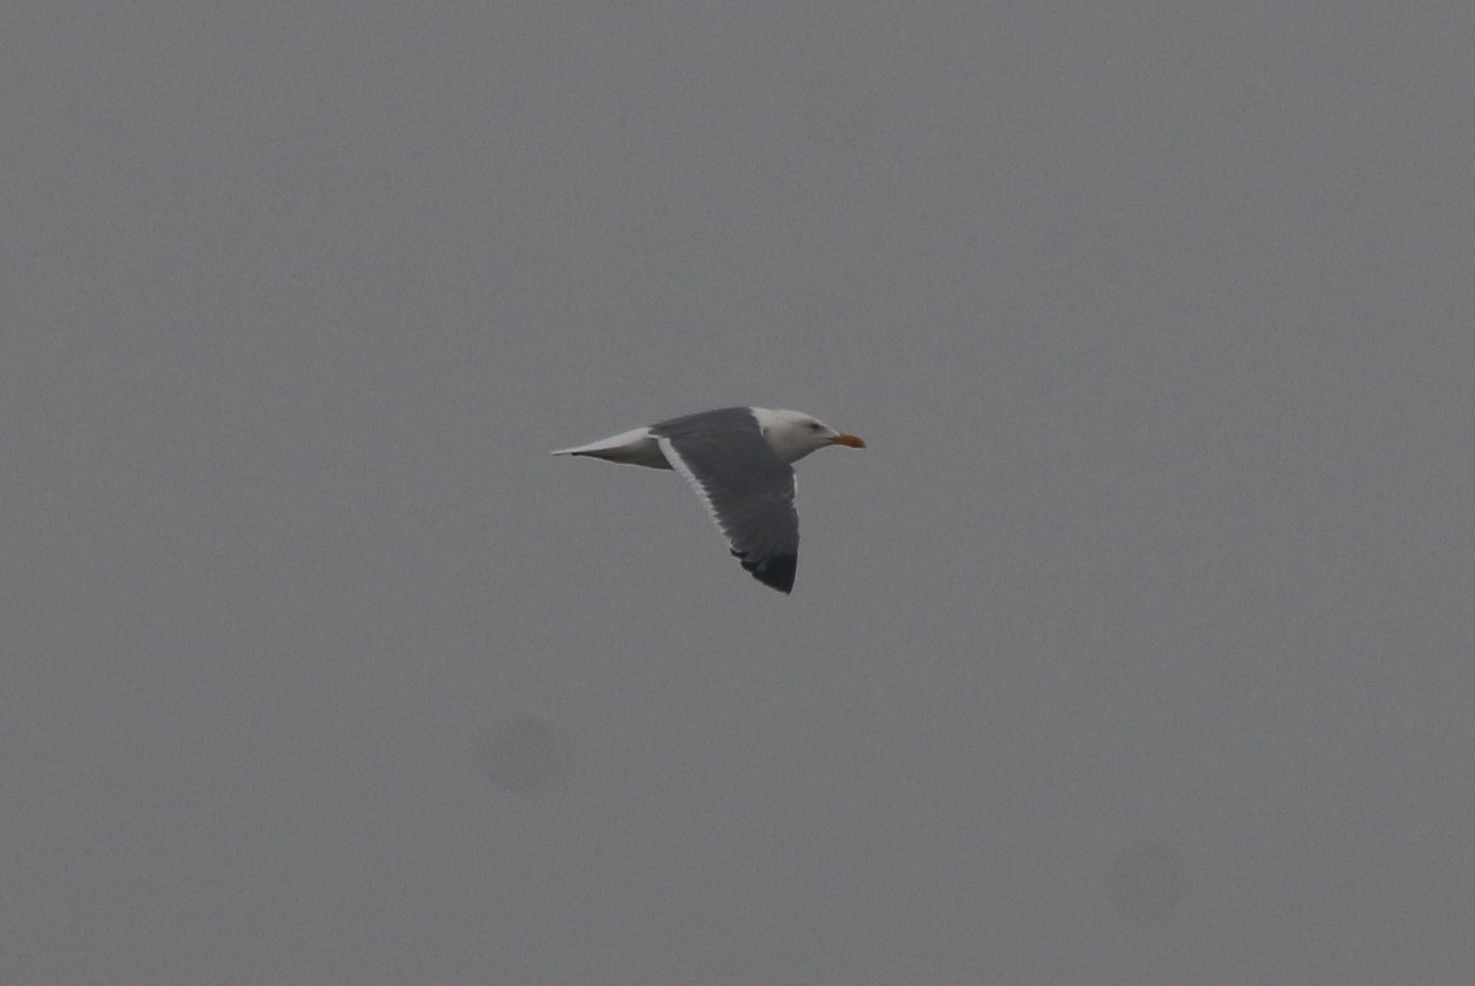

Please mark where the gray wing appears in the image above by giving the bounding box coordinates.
[652,408,798,593]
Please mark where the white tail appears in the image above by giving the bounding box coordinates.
[550,426,670,468]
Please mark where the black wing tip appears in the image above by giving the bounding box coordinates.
[735,552,797,594]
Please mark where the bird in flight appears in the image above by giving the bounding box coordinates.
[552,406,865,593]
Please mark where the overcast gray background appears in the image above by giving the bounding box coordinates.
[6,3,1473,983]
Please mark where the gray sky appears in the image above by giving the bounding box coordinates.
[6,3,1474,983]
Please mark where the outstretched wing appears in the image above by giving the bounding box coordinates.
[652,408,799,593]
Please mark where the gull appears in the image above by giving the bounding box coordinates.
[552,406,865,593]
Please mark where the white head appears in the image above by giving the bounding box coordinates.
[751,407,867,464]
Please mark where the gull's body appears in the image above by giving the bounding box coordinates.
[552,406,865,593]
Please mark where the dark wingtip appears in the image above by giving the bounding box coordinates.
[738,552,797,594]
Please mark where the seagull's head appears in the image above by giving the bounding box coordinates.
[754,408,866,464]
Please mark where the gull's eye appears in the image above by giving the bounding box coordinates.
[808,422,823,431]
